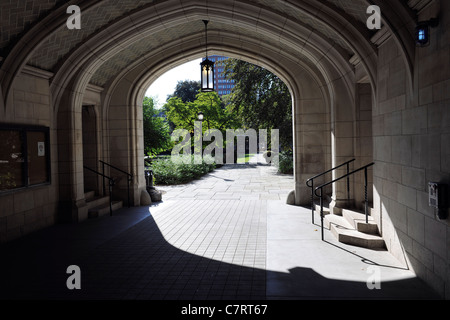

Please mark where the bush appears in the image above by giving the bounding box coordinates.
[277,150,293,174]
[151,155,216,185]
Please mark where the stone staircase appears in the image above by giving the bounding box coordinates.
[316,204,386,249]
[85,190,123,218]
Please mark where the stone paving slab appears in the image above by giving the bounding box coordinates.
[158,163,294,203]
[265,201,441,300]
[0,158,441,300]
[0,162,284,300]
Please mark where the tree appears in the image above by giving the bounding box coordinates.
[194,91,240,131]
[167,80,201,103]
[222,59,292,149]
[163,97,198,133]
[142,96,173,157]
[163,91,240,133]
[163,91,241,162]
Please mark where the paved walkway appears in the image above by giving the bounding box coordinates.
[0,156,441,301]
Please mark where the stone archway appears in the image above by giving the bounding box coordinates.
[0,0,378,230]
[106,48,337,207]
[47,2,370,213]
[3,0,448,300]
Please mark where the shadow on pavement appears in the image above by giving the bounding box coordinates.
[0,205,440,300]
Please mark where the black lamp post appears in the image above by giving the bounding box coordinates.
[200,20,214,92]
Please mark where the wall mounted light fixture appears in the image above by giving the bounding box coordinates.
[416,18,439,47]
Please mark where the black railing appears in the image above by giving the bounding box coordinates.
[83,165,115,216]
[100,160,133,208]
[306,159,355,224]
[314,162,375,241]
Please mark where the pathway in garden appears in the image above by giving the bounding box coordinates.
[157,155,293,202]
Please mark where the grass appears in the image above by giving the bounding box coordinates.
[236,153,255,163]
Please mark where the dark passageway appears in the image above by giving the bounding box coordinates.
[0,165,439,301]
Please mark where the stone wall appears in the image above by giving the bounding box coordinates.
[0,68,58,243]
[353,83,374,210]
[293,71,331,206]
[372,2,450,298]
[0,68,107,242]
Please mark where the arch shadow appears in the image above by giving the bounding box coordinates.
[0,206,440,301]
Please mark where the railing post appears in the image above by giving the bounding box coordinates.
[320,187,324,241]
[127,177,131,208]
[312,162,374,241]
[100,160,132,208]
[102,161,106,196]
[306,159,355,225]
[109,181,113,216]
[84,165,116,216]
[364,167,368,223]
[346,162,350,203]
[311,180,315,224]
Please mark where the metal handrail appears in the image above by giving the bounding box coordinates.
[306,159,355,224]
[314,162,375,241]
[100,160,133,208]
[83,165,115,216]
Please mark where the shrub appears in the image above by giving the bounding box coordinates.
[151,155,216,185]
[277,150,293,174]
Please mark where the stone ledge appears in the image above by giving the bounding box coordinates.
[331,224,386,249]
[324,208,386,249]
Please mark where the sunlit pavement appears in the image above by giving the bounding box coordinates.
[0,157,441,300]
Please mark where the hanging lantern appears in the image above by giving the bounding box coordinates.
[200,20,215,92]
[201,58,214,92]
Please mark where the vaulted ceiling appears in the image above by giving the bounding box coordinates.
[0,0,418,90]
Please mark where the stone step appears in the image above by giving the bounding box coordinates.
[86,195,110,210]
[324,213,353,230]
[84,190,95,201]
[330,224,386,249]
[314,205,330,216]
[342,209,379,235]
[324,209,385,250]
[88,200,123,218]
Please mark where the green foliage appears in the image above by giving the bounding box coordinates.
[194,91,241,131]
[163,97,197,132]
[167,80,201,103]
[151,155,216,185]
[142,96,173,158]
[277,150,294,174]
[222,59,292,149]
[163,91,241,134]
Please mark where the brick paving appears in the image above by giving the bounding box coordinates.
[0,159,441,300]
[0,160,293,300]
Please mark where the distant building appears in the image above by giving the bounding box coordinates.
[203,55,235,97]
